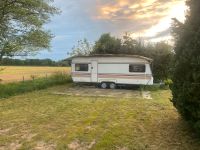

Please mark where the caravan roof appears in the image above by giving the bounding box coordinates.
[70,54,153,63]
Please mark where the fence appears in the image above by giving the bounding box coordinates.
[0,71,70,83]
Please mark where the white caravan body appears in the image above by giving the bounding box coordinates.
[71,55,153,85]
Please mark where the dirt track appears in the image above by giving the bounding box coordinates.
[51,84,149,99]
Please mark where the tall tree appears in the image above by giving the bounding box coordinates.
[93,33,121,54]
[171,0,200,133]
[0,0,59,62]
[121,32,138,54]
[121,33,146,55]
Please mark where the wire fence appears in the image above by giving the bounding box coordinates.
[0,71,70,83]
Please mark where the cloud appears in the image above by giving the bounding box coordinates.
[143,28,171,41]
[94,0,175,20]
[37,0,187,60]
[92,0,186,39]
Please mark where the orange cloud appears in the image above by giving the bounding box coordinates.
[93,0,186,41]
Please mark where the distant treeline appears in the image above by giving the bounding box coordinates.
[0,58,70,67]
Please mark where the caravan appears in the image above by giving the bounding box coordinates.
[71,54,153,89]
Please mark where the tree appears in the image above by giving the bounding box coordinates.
[0,0,59,62]
[121,32,138,54]
[93,33,121,54]
[69,38,93,56]
[121,33,145,54]
[171,0,200,133]
[144,42,174,82]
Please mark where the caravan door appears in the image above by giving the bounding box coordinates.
[91,61,98,82]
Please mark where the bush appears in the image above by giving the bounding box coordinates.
[164,79,173,86]
[171,0,200,134]
[0,73,72,99]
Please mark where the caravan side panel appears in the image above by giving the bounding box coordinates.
[97,63,153,85]
[71,57,154,85]
[71,63,91,82]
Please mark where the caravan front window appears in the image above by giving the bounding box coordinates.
[129,64,145,72]
[75,64,88,71]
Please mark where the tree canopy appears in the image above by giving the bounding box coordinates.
[92,33,122,54]
[0,0,59,61]
[0,58,69,66]
[171,0,200,133]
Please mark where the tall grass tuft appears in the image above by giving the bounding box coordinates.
[0,73,72,99]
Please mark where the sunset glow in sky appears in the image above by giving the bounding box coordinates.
[33,0,187,60]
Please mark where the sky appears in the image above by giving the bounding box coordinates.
[31,0,187,61]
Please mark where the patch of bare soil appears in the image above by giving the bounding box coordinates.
[0,128,37,150]
[0,128,12,135]
[68,139,96,150]
[52,85,141,99]
[21,133,37,141]
[0,141,22,150]
[142,91,152,99]
[35,141,56,150]
[116,147,129,150]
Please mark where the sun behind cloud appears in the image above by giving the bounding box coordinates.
[140,1,187,41]
[94,0,187,41]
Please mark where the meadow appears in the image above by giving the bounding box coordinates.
[0,84,200,150]
[0,66,71,83]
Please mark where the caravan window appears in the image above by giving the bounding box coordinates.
[75,64,88,71]
[129,64,145,72]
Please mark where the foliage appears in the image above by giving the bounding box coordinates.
[121,33,146,55]
[0,58,69,66]
[69,38,93,56]
[144,42,174,82]
[92,33,122,54]
[171,0,200,133]
[0,73,72,98]
[0,0,59,61]
[140,84,169,91]
[1,58,56,66]
[164,79,173,86]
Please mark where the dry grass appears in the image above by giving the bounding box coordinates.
[0,85,200,150]
[0,66,71,83]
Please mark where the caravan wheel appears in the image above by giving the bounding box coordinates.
[101,82,107,89]
[109,83,116,89]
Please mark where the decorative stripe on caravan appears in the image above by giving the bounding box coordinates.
[72,72,91,77]
[72,72,152,79]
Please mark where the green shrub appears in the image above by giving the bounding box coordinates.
[164,79,173,86]
[171,0,200,134]
[0,73,72,99]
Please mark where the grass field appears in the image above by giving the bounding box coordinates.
[0,66,71,83]
[0,84,200,150]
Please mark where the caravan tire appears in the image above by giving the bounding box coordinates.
[101,82,107,89]
[109,83,116,89]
